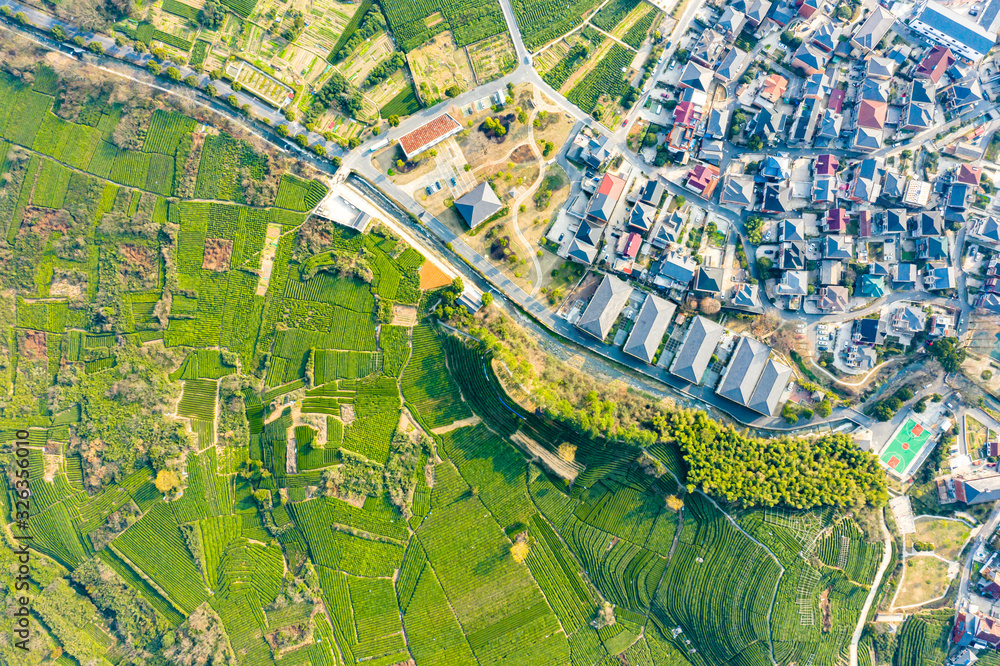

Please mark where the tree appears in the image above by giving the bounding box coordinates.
[699,298,721,315]
[481,292,494,308]
[253,489,272,509]
[836,4,852,19]
[295,133,310,148]
[816,398,832,418]
[88,41,104,54]
[276,124,289,137]
[165,66,181,81]
[558,442,576,463]
[592,603,615,629]
[745,215,764,245]
[388,115,400,127]
[184,75,199,87]
[147,62,161,75]
[510,538,530,563]
[748,134,763,151]
[154,469,180,494]
[929,337,966,373]
[198,0,224,29]
[445,85,462,98]
[643,133,657,147]
[206,84,217,97]
[665,495,684,511]
[675,48,689,64]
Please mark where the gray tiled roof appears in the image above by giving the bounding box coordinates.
[577,275,632,340]
[455,182,503,227]
[670,316,723,383]
[716,337,770,407]
[623,295,676,363]
[747,359,792,416]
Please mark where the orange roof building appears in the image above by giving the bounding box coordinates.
[857,100,887,130]
[759,74,788,104]
[398,113,462,159]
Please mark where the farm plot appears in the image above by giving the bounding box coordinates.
[467,32,517,84]
[511,0,603,51]
[566,44,634,113]
[407,31,476,108]
[194,133,267,203]
[417,494,570,663]
[383,0,507,52]
[401,326,472,429]
[231,62,294,109]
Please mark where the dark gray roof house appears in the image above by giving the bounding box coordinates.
[720,175,755,208]
[893,263,916,285]
[780,218,804,242]
[622,295,676,363]
[824,235,854,260]
[811,23,841,52]
[715,48,749,82]
[575,219,603,246]
[731,283,761,310]
[706,107,730,139]
[679,61,714,92]
[717,6,747,39]
[716,337,771,407]
[576,274,632,340]
[658,251,697,284]
[779,241,806,270]
[851,7,895,53]
[747,359,792,416]
[567,239,598,264]
[818,286,849,312]
[455,182,503,227]
[815,109,843,142]
[973,216,1000,245]
[957,475,1000,504]
[913,211,944,237]
[882,208,907,234]
[670,316,723,383]
[639,180,665,207]
[883,171,906,200]
[627,202,656,233]
[694,267,723,295]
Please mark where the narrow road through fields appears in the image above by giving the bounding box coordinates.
[848,510,893,666]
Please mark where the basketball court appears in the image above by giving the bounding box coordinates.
[880,418,934,477]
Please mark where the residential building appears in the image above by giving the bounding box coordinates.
[622,295,676,363]
[914,45,956,83]
[639,179,665,207]
[777,270,809,296]
[717,6,747,40]
[780,241,806,270]
[791,43,827,74]
[679,61,714,92]
[818,286,849,312]
[918,236,949,261]
[892,305,926,333]
[580,133,615,169]
[955,475,1000,504]
[670,316,724,383]
[925,261,957,290]
[627,202,656,234]
[865,56,897,79]
[815,109,843,144]
[811,22,841,52]
[758,74,789,105]
[853,317,887,345]
[825,208,848,233]
[820,259,843,285]
[576,274,633,341]
[858,274,886,298]
[686,164,720,198]
[656,251,698,286]
[720,175,756,209]
[912,210,944,236]
[901,80,936,131]
[847,159,882,203]
[883,171,906,200]
[399,113,462,159]
[971,215,1000,247]
[903,179,932,207]
[761,184,792,214]
[715,47,750,82]
[892,263,917,286]
[731,283,762,310]
[716,337,769,407]
[851,7,896,53]
[691,29,727,67]
[693,267,723,295]
[761,154,791,180]
[586,173,626,224]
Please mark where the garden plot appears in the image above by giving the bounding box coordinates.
[335,33,396,88]
[227,61,294,109]
[408,31,476,107]
[468,32,517,84]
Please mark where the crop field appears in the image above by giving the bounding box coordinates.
[566,44,634,113]
[383,0,507,51]
[511,0,603,51]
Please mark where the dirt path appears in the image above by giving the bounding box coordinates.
[849,510,893,666]
[510,109,547,293]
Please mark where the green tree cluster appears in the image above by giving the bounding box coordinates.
[657,409,888,508]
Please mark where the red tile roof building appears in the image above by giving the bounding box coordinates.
[915,46,956,84]
[686,164,720,198]
[759,74,788,104]
[828,89,845,113]
[956,164,982,186]
[814,154,839,176]
[398,113,462,159]
[826,208,847,233]
[857,100,887,129]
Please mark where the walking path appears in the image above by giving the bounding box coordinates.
[849,511,893,666]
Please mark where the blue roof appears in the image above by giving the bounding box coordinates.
[917,3,996,57]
